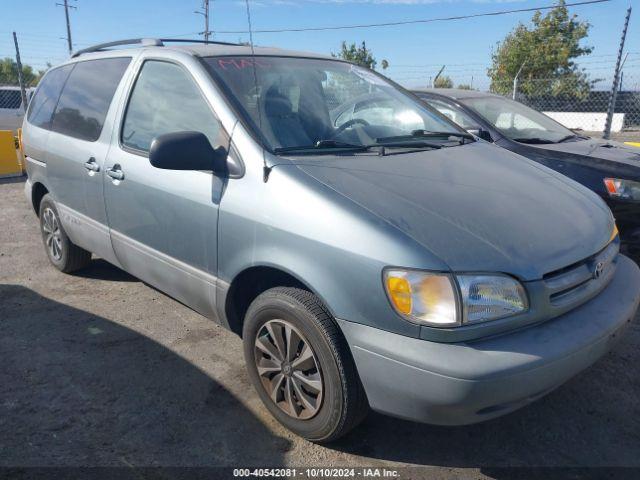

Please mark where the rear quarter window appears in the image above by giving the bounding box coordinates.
[0,89,22,109]
[51,57,131,142]
[27,65,73,129]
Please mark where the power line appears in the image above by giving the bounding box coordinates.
[212,0,611,34]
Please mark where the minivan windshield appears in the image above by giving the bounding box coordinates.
[205,56,467,153]
[461,95,579,144]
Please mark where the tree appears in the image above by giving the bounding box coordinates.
[457,84,473,90]
[333,41,388,71]
[0,57,46,86]
[433,75,453,88]
[487,0,593,98]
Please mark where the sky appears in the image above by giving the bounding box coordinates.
[1,0,638,90]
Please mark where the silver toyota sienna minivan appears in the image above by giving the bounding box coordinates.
[22,38,640,442]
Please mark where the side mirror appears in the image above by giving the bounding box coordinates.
[149,131,226,173]
[467,126,492,142]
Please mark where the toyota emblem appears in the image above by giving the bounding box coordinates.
[593,261,605,279]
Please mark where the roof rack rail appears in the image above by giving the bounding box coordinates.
[159,38,241,46]
[71,38,241,58]
[71,38,161,58]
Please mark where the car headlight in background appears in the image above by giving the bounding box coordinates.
[604,178,640,201]
[384,269,528,327]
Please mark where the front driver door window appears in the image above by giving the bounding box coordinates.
[122,61,225,153]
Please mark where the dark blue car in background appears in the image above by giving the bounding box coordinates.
[410,89,640,252]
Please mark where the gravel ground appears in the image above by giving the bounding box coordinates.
[1,177,640,476]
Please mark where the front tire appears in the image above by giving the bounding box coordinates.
[39,194,92,273]
[243,287,368,442]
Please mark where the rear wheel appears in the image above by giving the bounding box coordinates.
[39,195,92,273]
[243,287,368,442]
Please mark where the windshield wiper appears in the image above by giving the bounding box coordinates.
[273,137,446,156]
[412,129,475,141]
[556,134,586,143]
[314,139,368,149]
[512,137,555,144]
[273,140,371,154]
[376,140,442,150]
[377,129,474,145]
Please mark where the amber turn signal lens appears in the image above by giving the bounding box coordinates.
[384,270,459,325]
[386,276,412,315]
[609,224,619,243]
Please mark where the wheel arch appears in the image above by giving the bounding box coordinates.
[222,264,334,337]
[31,181,49,216]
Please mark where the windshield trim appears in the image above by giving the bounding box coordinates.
[459,95,576,143]
[202,54,471,157]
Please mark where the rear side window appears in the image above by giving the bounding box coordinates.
[27,65,73,129]
[121,60,224,153]
[51,57,131,142]
[0,89,22,109]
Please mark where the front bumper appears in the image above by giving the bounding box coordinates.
[339,254,640,426]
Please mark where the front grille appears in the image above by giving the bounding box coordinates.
[543,240,619,308]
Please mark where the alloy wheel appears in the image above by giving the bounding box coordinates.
[42,207,63,261]
[254,319,323,420]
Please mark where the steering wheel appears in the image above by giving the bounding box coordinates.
[331,118,370,138]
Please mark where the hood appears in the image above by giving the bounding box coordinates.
[528,138,640,168]
[292,141,614,281]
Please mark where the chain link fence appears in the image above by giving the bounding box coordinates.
[0,79,37,135]
[0,70,39,111]
[512,74,640,139]
[410,72,640,142]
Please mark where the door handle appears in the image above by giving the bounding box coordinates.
[106,165,124,181]
[84,157,100,172]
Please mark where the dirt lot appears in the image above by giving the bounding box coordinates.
[1,177,640,476]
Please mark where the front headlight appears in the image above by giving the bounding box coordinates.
[456,275,528,324]
[384,269,528,327]
[604,178,640,201]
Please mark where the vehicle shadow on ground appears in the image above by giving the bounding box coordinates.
[0,284,290,467]
[330,325,640,468]
[0,176,26,185]
[75,258,139,282]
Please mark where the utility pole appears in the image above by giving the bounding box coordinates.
[56,0,76,55]
[432,65,445,87]
[195,0,211,43]
[13,32,28,113]
[512,61,526,100]
[603,5,631,140]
